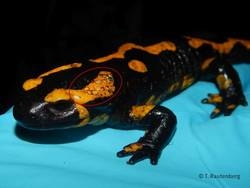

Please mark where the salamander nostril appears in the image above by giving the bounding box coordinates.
[13,99,44,125]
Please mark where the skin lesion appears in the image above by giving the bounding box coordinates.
[44,71,115,126]
[45,71,115,105]
[22,63,82,91]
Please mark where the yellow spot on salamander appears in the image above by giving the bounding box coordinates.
[144,41,176,54]
[129,105,155,120]
[208,94,223,103]
[45,88,70,102]
[167,82,181,93]
[89,114,110,126]
[39,63,82,77]
[146,95,156,105]
[216,74,232,90]
[91,41,176,63]
[181,75,195,89]
[167,75,194,93]
[75,104,90,126]
[227,104,236,109]
[45,71,115,105]
[213,108,221,114]
[23,78,42,91]
[145,95,162,105]
[201,57,215,70]
[128,59,148,73]
[69,90,96,104]
[186,36,250,54]
[22,63,82,91]
[90,43,141,63]
[124,143,143,152]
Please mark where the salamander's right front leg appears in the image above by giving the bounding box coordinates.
[117,106,177,165]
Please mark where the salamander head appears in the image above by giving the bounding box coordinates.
[13,99,87,130]
[13,65,122,130]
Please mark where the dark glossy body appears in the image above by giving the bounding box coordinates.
[13,36,250,165]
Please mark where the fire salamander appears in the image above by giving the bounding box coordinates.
[13,36,250,165]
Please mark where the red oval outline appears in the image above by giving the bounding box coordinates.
[68,67,123,107]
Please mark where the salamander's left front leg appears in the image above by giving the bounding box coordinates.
[201,60,248,118]
[117,106,176,165]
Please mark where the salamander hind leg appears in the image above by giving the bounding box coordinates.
[117,106,176,165]
[201,59,248,119]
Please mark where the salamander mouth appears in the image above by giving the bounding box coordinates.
[13,100,82,130]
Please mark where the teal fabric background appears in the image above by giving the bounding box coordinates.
[0,64,250,188]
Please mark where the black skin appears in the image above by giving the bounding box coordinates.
[116,106,177,165]
[13,36,250,165]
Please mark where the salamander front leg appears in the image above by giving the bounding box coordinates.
[117,106,176,165]
[201,60,248,118]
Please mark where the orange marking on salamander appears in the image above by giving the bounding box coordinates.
[91,41,176,63]
[201,57,215,70]
[129,105,155,120]
[128,59,148,73]
[124,143,143,152]
[23,63,82,91]
[186,36,250,54]
[45,71,115,105]
[44,71,115,125]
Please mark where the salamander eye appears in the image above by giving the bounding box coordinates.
[47,100,75,115]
